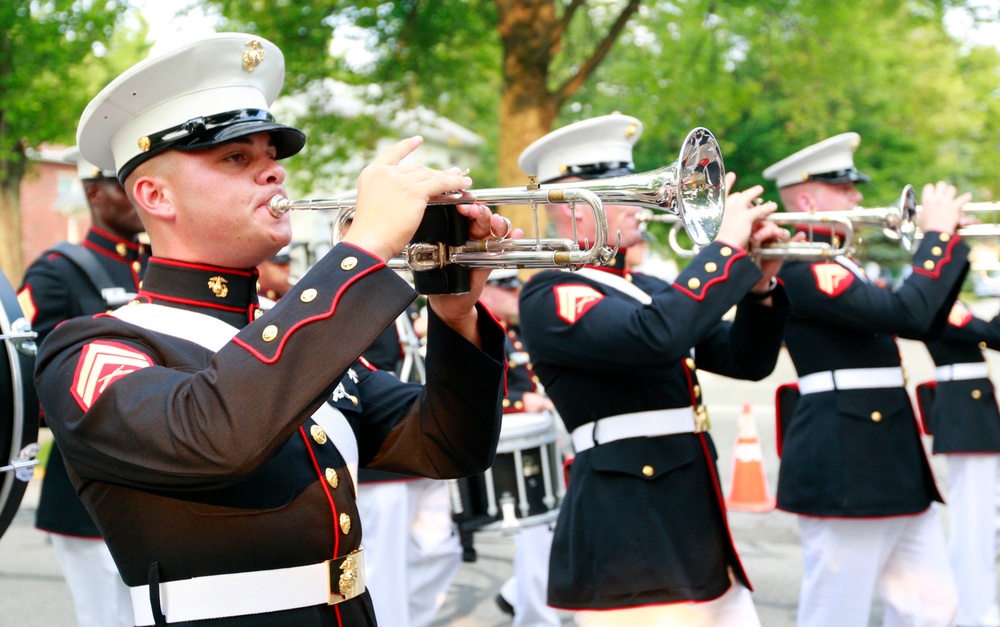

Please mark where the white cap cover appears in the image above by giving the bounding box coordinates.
[63,146,116,180]
[763,132,870,189]
[519,113,642,183]
[77,33,305,182]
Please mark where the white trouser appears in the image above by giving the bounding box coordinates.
[499,524,561,627]
[48,533,133,627]
[573,578,759,627]
[946,454,1000,626]
[797,508,958,627]
[356,478,462,627]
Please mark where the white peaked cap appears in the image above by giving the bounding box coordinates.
[519,113,642,183]
[77,32,305,182]
[763,132,871,189]
[63,146,116,180]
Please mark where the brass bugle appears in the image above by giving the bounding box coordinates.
[269,186,614,270]
[268,127,728,271]
[533,127,727,248]
[663,185,917,260]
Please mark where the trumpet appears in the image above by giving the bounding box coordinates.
[266,127,727,285]
[663,185,917,260]
[915,201,1000,240]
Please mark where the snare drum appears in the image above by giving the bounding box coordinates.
[450,411,564,534]
[0,272,39,542]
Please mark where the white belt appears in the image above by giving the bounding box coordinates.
[572,408,696,453]
[131,549,365,625]
[798,367,904,395]
[935,362,990,382]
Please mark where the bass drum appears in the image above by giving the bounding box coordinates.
[0,271,39,541]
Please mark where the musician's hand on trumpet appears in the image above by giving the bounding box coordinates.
[342,135,520,346]
[426,206,522,345]
[343,136,479,261]
[715,172,780,249]
[917,180,971,236]
[714,172,791,300]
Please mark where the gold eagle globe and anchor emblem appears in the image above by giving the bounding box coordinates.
[338,554,359,597]
[207,276,229,298]
[242,40,264,72]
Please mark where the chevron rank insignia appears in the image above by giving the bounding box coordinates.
[811,262,854,297]
[554,284,604,324]
[72,341,154,412]
[948,301,973,327]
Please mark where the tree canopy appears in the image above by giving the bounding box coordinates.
[0,0,143,280]
[5,0,1000,279]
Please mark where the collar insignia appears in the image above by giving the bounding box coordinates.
[207,276,229,298]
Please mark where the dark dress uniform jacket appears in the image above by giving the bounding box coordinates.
[17,227,147,537]
[34,244,506,627]
[921,303,1000,453]
[777,231,969,517]
[519,244,790,610]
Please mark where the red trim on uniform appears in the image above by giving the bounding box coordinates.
[148,257,255,276]
[89,225,141,251]
[672,248,746,301]
[137,290,248,313]
[82,239,132,265]
[912,234,960,278]
[299,427,344,627]
[481,304,510,398]
[297,427,346,627]
[583,262,627,277]
[358,356,377,372]
[233,263,386,364]
[774,382,800,458]
[914,381,936,436]
[682,359,695,400]
[697,432,752,591]
[298,427,340,556]
[16,285,37,324]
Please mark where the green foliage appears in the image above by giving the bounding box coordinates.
[200,0,999,226]
[0,1,137,159]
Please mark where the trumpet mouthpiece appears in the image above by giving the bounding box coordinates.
[267,195,290,218]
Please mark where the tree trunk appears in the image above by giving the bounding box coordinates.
[495,0,562,237]
[0,145,27,286]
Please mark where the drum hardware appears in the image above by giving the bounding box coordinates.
[269,128,726,293]
[0,272,40,541]
[0,318,38,356]
[450,411,564,536]
[0,443,39,480]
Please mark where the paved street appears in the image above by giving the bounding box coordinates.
[2,335,998,626]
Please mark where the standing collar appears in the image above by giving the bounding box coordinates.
[137,257,261,326]
[84,226,147,263]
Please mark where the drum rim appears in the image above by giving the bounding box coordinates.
[0,272,38,540]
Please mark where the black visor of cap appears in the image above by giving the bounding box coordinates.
[541,162,634,184]
[117,109,306,183]
[487,276,522,289]
[808,167,871,185]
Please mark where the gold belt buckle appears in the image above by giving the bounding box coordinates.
[327,548,365,605]
[694,404,710,433]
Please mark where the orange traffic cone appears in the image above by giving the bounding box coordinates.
[725,403,776,513]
